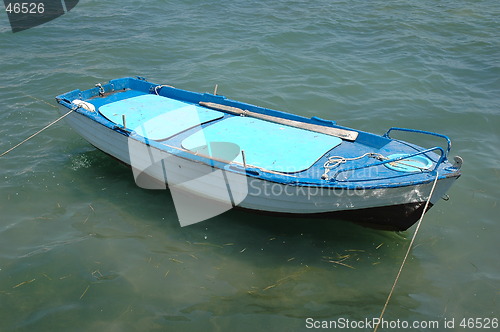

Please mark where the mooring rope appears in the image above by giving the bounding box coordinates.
[0,96,73,158]
[373,172,440,332]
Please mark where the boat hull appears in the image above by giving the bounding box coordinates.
[236,201,434,231]
[60,106,457,231]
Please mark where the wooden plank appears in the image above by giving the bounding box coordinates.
[199,102,358,141]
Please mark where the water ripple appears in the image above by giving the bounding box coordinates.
[1,0,499,330]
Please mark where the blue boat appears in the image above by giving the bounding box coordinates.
[56,77,462,230]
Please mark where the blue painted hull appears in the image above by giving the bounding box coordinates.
[56,77,461,230]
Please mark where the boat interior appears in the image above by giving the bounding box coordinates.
[56,77,458,187]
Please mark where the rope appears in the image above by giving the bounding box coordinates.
[154,84,175,95]
[0,109,73,158]
[321,152,431,180]
[321,152,385,180]
[373,172,440,332]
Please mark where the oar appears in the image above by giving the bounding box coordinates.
[199,102,358,141]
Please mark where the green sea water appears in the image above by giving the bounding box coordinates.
[0,1,499,331]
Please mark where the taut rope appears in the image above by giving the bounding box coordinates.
[373,172,440,332]
[0,96,73,158]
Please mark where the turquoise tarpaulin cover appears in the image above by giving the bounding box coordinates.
[99,94,224,140]
[182,116,342,173]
